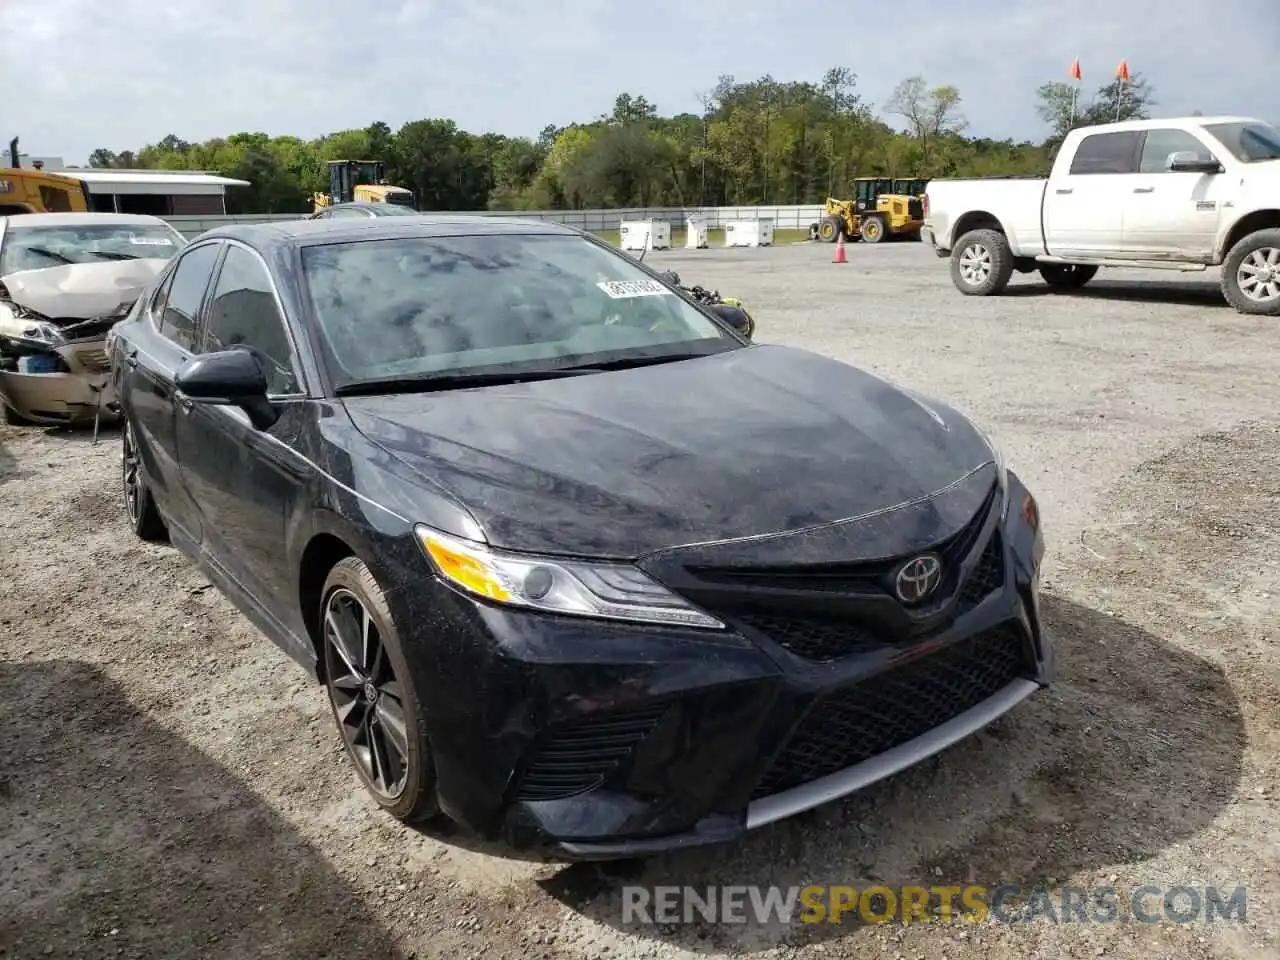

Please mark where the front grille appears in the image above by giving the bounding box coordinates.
[955,531,1004,615]
[514,702,669,802]
[752,624,1029,799]
[737,612,887,662]
[72,347,111,372]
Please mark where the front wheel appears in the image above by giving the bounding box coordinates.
[818,216,842,243]
[1040,264,1098,289]
[950,229,1014,296]
[321,556,440,824]
[1221,228,1280,316]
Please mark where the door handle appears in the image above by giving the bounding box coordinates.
[176,393,193,413]
[125,350,138,368]
[1054,188,1073,195]
[1133,186,1155,194]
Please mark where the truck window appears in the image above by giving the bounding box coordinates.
[1139,129,1215,172]
[1068,131,1141,175]
[38,185,73,212]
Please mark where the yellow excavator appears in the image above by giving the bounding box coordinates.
[312,160,415,212]
[1,137,91,215]
[811,177,928,244]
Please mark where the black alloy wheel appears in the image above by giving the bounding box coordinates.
[324,587,410,800]
[320,557,438,822]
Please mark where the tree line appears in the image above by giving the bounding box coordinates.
[84,69,1157,214]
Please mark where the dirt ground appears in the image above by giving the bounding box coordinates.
[1,243,1277,959]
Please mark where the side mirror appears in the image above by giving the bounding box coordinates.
[710,303,754,341]
[175,348,278,429]
[1168,151,1222,174]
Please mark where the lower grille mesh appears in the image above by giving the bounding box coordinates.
[514,702,669,802]
[752,623,1029,799]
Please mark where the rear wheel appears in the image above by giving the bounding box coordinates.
[950,229,1015,296]
[322,556,440,823]
[1040,264,1099,289]
[122,417,167,541]
[860,216,886,243]
[1221,228,1280,316]
[818,216,843,243]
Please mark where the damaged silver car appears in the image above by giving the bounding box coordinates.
[0,213,186,426]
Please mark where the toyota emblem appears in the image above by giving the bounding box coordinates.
[894,553,943,604]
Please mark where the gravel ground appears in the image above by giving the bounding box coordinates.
[1,240,1277,959]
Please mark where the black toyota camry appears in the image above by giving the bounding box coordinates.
[109,215,1052,859]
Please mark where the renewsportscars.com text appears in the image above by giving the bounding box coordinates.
[621,884,1248,926]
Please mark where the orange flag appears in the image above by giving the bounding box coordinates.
[1115,60,1130,81]
[1069,58,1082,80]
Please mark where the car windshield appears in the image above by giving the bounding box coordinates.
[1202,121,1280,164]
[299,232,738,387]
[0,222,185,275]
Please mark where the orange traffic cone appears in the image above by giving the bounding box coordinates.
[833,234,847,263]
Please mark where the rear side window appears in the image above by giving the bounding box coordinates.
[202,246,300,395]
[160,243,221,351]
[1069,131,1141,175]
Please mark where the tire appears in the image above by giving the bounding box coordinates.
[321,556,440,824]
[122,416,168,541]
[1040,264,1099,289]
[818,216,843,243]
[2,402,33,426]
[860,216,886,243]
[950,228,1015,296]
[1221,228,1280,316]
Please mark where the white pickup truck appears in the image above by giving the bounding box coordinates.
[923,115,1280,315]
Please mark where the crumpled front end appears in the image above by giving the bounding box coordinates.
[0,330,118,426]
[0,290,127,427]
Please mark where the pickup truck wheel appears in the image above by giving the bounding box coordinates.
[1040,264,1098,289]
[951,229,1014,296]
[1222,229,1280,316]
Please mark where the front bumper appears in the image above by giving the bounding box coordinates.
[387,470,1050,859]
[0,370,118,426]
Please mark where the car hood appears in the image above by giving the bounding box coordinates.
[343,344,998,558]
[0,259,169,321]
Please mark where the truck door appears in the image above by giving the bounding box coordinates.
[1043,130,1141,258]
[1120,128,1227,262]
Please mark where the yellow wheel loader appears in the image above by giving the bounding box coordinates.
[1,138,90,215]
[810,177,928,245]
[312,160,416,212]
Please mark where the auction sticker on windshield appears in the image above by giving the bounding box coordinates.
[129,237,176,246]
[597,279,672,299]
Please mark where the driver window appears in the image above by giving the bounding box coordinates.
[202,245,300,395]
[1139,129,1215,173]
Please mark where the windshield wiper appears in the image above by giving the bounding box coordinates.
[335,368,596,396]
[559,349,720,372]
[20,247,75,265]
[90,251,140,261]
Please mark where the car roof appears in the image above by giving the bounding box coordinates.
[195,215,584,255]
[1,212,176,228]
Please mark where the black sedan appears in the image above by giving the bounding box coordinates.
[109,215,1052,859]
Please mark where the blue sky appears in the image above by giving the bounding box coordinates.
[3,0,1276,164]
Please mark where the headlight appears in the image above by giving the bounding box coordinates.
[414,525,724,629]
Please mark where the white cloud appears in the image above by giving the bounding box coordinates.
[1,0,1274,163]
